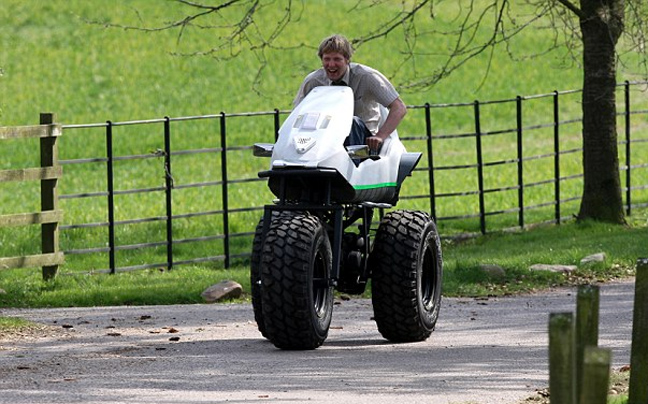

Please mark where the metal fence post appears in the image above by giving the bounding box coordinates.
[273,108,281,142]
[163,117,173,270]
[474,100,486,234]
[624,80,632,216]
[553,90,561,224]
[106,121,116,274]
[220,112,230,269]
[516,96,524,229]
[425,103,436,220]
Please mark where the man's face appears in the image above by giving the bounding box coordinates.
[321,51,349,82]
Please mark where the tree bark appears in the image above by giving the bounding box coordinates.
[577,0,626,224]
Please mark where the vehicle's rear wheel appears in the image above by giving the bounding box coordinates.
[369,210,443,342]
[260,212,333,350]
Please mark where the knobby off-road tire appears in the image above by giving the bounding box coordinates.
[250,217,269,339]
[260,212,334,350]
[369,210,443,342]
[251,211,291,339]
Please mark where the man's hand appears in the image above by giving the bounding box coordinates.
[366,135,384,155]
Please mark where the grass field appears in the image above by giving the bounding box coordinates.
[1,1,647,286]
[1,0,592,125]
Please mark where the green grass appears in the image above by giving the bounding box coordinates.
[442,218,646,297]
[0,316,45,337]
[0,316,33,328]
[0,265,244,308]
[1,216,645,308]
[607,370,631,403]
[0,0,598,126]
[1,1,648,291]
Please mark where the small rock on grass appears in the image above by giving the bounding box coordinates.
[479,264,506,279]
[580,252,606,265]
[201,280,242,303]
[529,264,577,274]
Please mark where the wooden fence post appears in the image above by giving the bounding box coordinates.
[579,347,611,404]
[40,112,59,280]
[575,285,599,402]
[629,258,648,404]
[549,312,576,404]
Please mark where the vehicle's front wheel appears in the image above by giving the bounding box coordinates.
[260,212,333,350]
[250,216,268,339]
[369,210,443,342]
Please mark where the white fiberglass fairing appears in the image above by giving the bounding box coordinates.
[255,86,420,204]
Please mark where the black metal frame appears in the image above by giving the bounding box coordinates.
[53,81,648,274]
[258,167,377,291]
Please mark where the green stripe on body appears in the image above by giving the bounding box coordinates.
[353,182,397,190]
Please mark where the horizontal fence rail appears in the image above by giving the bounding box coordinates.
[0,113,63,279]
[4,82,646,275]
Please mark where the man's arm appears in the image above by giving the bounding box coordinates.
[367,97,407,150]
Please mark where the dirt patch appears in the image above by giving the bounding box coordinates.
[519,369,631,403]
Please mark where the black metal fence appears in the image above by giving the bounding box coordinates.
[57,81,648,274]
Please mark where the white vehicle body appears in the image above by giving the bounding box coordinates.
[256,85,420,204]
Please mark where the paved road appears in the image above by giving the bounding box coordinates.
[0,280,635,404]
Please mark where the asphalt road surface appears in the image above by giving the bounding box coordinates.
[0,279,635,404]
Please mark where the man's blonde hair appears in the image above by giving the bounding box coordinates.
[317,34,354,60]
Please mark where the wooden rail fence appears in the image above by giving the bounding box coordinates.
[0,113,63,280]
[549,261,648,403]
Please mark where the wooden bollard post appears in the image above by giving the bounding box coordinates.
[549,312,576,404]
[579,347,611,404]
[629,258,648,404]
[575,285,599,402]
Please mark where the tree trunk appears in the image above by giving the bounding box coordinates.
[577,0,626,224]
